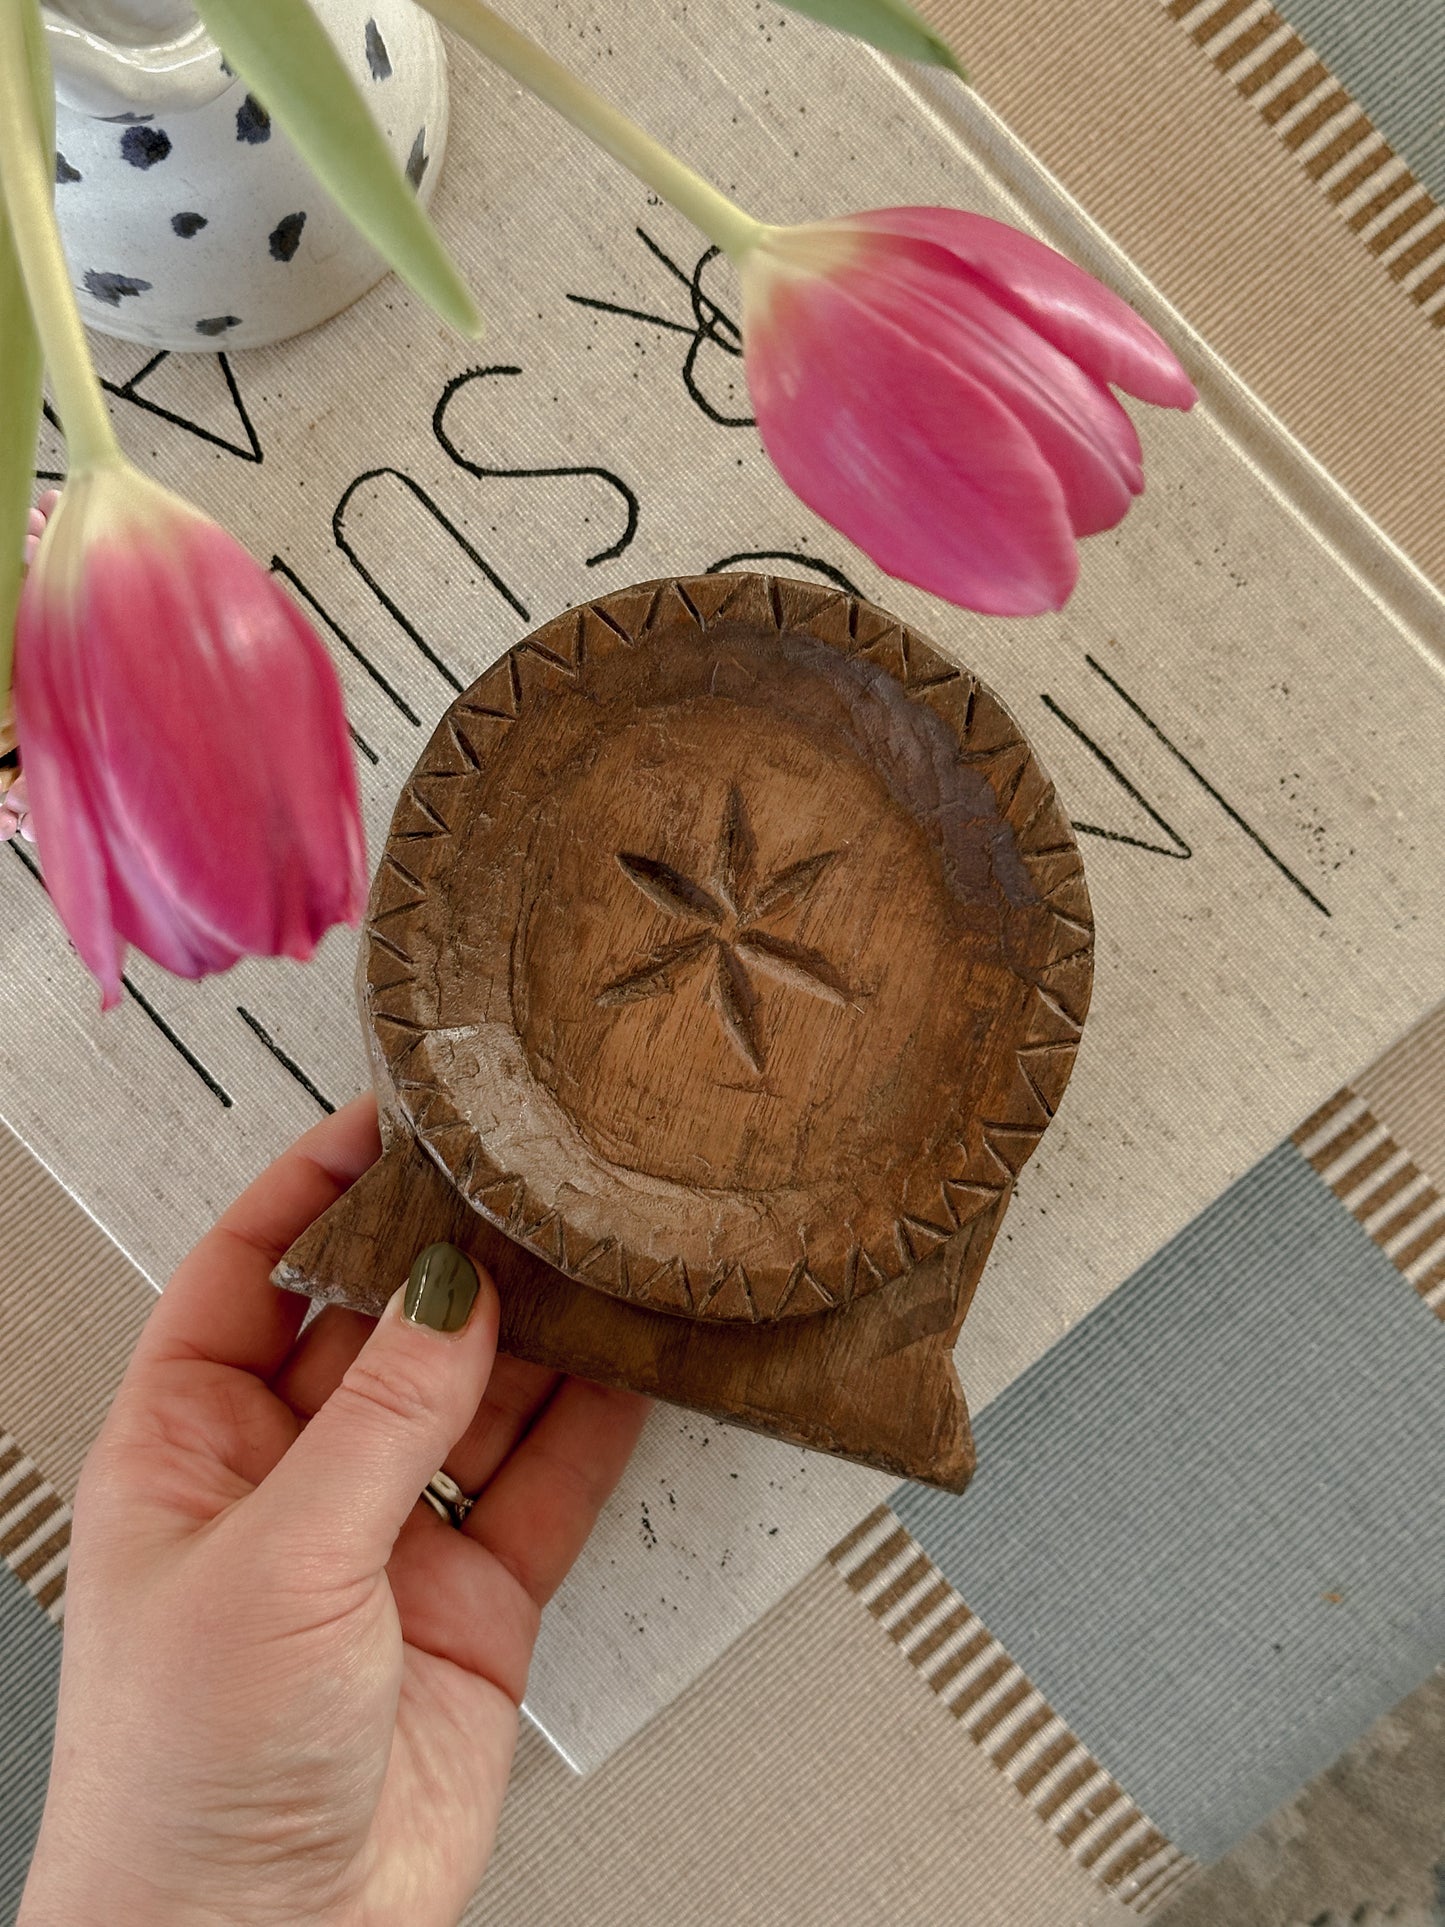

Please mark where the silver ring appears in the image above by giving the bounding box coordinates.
[421,1469,477,1530]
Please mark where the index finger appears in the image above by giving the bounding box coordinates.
[135,1094,381,1383]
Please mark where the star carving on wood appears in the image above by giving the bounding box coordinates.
[596,786,853,1073]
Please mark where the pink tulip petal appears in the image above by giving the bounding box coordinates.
[847,208,1197,411]
[13,471,366,1004]
[18,669,127,1006]
[77,522,363,964]
[828,232,1146,538]
[84,532,362,965]
[745,259,1078,614]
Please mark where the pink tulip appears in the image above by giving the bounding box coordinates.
[738,208,1197,616]
[14,468,366,1008]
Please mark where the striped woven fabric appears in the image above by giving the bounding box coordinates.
[829,1508,1197,1915]
[841,993,1445,1891]
[0,1437,69,1627]
[1163,0,1445,326]
[1295,1091,1445,1313]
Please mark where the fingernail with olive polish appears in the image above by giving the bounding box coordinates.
[403,1243,479,1333]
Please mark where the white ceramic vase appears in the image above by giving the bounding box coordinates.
[44,0,451,351]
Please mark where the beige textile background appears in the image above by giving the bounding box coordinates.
[472,1563,1133,1927]
[0,1137,149,1508]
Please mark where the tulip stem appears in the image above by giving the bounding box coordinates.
[0,0,121,474]
[416,0,766,260]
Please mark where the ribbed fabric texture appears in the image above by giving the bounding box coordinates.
[0,1126,151,1505]
[1280,0,1445,196]
[472,1564,1132,1926]
[895,1142,1445,1862]
[1356,1001,1445,1195]
[0,1565,59,1921]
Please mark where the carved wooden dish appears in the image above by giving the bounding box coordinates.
[276,573,1093,1490]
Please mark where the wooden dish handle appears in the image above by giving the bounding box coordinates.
[274,1134,979,1490]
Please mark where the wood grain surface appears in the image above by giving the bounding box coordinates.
[276,573,1093,1486]
[276,1130,983,1487]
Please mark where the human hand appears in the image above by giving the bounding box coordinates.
[19,1096,650,1927]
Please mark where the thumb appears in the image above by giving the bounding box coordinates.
[255,1243,499,1578]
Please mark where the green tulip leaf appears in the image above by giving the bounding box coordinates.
[0,218,44,701]
[192,0,481,336]
[0,2,53,710]
[779,0,965,74]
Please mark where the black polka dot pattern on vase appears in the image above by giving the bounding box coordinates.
[172,211,208,238]
[195,315,242,335]
[121,125,172,169]
[84,269,152,307]
[236,95,271,143]
[365,19,392,80]
[55,152,81,185]
[268,211,307,262]
[405,127,428,189]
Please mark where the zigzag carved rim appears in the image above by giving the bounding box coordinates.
[363,573,1094,1324]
